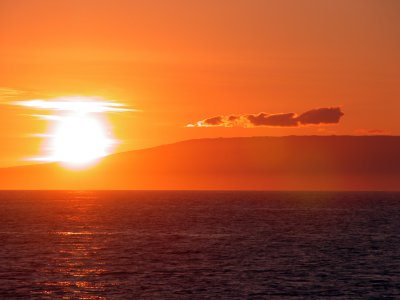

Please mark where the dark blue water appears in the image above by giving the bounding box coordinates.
[0,191,399,299]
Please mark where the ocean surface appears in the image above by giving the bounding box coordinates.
[0,191,399,299]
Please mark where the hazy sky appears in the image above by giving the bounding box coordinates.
[0,0,399,166]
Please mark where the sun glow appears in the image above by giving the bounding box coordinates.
[13,96,133,167]
[51,114,113,166]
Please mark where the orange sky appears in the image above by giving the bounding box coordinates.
[0,0,399,167]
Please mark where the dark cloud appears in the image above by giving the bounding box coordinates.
[202,116,224,126]
[247,112,298,127]
[297,107,344,125]
[228,115,240,122]
[188,107,344,128]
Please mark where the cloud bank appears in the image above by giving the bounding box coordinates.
[188,107,344,128]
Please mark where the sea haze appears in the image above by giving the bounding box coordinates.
[0,191,399,299]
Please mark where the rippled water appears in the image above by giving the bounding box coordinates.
[0,191,399,299]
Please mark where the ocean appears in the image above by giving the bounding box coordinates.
[0,191,399,299]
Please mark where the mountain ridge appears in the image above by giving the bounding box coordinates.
[0,135,399,190]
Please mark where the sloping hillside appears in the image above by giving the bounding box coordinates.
[0,136,399,190]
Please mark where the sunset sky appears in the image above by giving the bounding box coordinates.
[1,0,399,167]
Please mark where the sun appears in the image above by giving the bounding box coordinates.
[14,96,132,167]
[50,113,113,166]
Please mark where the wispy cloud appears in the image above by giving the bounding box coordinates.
[0,87,26,100]
[11,96,136,113]
[188,107,344,128]
[355,128,390,135]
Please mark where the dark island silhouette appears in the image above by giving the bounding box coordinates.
[0,136,399,190]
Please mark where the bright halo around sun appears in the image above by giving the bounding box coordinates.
[14,96,134,168]
[51,114,112,166]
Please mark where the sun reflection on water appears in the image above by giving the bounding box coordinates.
[34,191,111,299]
